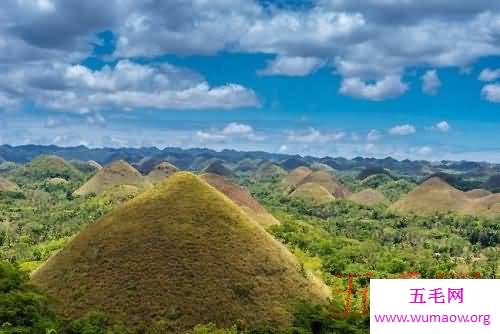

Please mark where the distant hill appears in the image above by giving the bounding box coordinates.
[201,173,279,227]
[11,155,83,183]
[32,172,329,332]
[348,189,386,206]
[279,157,309,171]
[391,177,469,215]
[73,160,150,196]
[202,160,232,177]
[284,166,313,192]
[391,177,500,217]
[360,174,394,188]
[0,177,19,192]
[357,167,393,180]
[297,171,350,198]
[147,161,178,184]
[290,183,335,205]
[253,162,287,181]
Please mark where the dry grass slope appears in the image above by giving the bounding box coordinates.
[284,166,313,192]
[73,160,150,196]
[290,183,335,205]
[348,189,386,206]
[0,177,19,192]
[465,189,492,199]
[298,171,350,198]
[147,161,178,184]
[32,172,329,332]
[391,177,500,217]
[253,162,287,181]
[201,173,279,228]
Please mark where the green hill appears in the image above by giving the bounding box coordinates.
[12,155,83,183]
[32,172,329,332]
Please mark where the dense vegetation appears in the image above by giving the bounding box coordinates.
[0,151,498,334]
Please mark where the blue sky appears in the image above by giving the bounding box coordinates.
[1,1,500,161]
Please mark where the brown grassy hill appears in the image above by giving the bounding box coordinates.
[73,160,150,196]
[202,161,232,177]
[284,166,313,192]
[0,177,19,192]
[32,172,329,332]
[465,189,492,199]
[348,189,387,206]
[290,183,335,205]
[88,160,103,170]
[297,171,350,198]
[201,173,279,228]
[390,177,470,215]
[465,194,500,217]
[147,161,178,184]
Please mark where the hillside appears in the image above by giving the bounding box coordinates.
[290,183,335,205]
[253,162,287,181]
[32,172,329,332]
[390,177,469,215]
[284,166,313,192]
[0,177,19,192]
[11,155,83,183]
[465,189,492,199]
[73,160,150,196]
[298,171,350,198]
[348,189,387,206]
[202,161,232,177]
[147,161,178,184]
[201,173,279,227]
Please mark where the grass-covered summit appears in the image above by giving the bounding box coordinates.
[32,172,329,332]
[73,160,150,196]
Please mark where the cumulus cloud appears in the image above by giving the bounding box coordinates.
[221,122,253,135]
[479,68,500,82]
[481,84,500,103]
[0,60,259,113]
[196,122,263,142]
[258,56,324,76]
[339,76,408,101]
[287,127,346,143]
[422,70,441,95]
[389,124,416,136]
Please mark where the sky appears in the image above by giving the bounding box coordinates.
[1,1,500,162]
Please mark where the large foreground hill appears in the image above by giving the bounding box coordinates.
[32,172,329,332]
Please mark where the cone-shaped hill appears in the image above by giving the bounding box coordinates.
[253,162,287,181]
[348,189,387,206]
[297,171,351,198]
[201,173,279,227]
[32,172,329,331]
[290,183,335,205]
[390,177,469,215]
[147,161,178,184]
[73,160,150,196]
[0,177,19,192]
[14,155,83,182]
[284,166,313,192]
[202,161,232,177]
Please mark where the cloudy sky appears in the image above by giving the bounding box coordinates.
[1,0,500,161]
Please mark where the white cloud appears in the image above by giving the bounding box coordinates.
[258,56,325,76]
[479,68,500,82]
[481,83,500,103]
[196,130,226,142]
[287,127,346,143]
[0,60,260,113]
[221,122,253,135]
[422,69,441,95]
[389,124,416,136]
[434,121,451,132]
[366,129,381,141]
[415,146,433,156]
[339,75,408,101]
